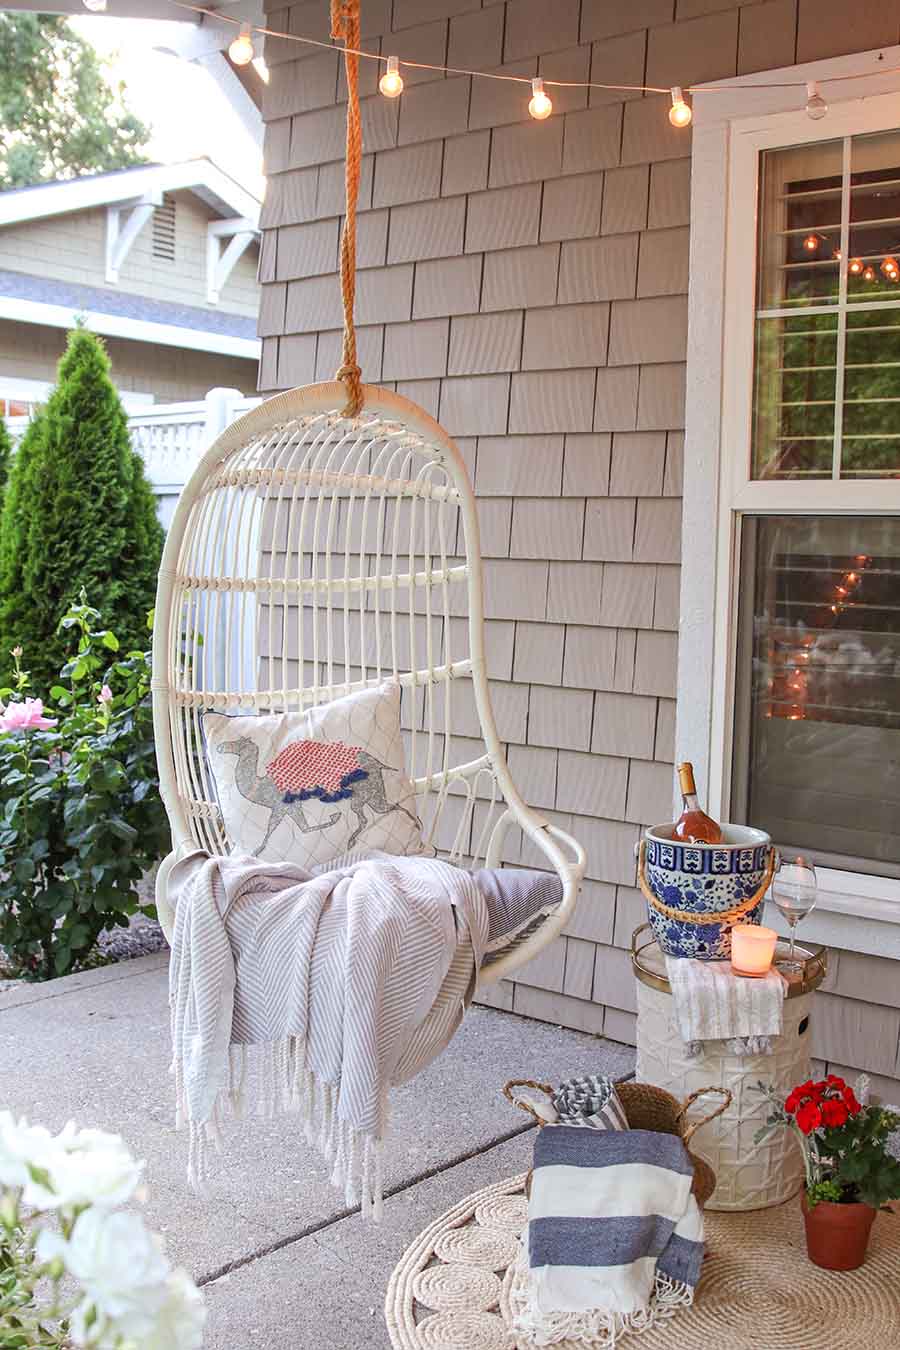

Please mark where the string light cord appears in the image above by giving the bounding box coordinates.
[168,0,900,103]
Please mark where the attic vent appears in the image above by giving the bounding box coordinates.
[152,194,176,261]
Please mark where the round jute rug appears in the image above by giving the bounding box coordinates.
[384,1173,900,1350]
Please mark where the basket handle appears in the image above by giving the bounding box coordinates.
[637,840,777,926]
[676,1087,733,1146]
[503,1079,556,1126]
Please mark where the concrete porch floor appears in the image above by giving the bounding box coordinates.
[0,953,635,1349]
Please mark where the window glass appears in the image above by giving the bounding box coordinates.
[732,515,900,876]
[753,131,900,480]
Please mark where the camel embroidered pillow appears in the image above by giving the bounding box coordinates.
[202,681,424,869]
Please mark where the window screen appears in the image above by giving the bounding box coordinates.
[753,132,900,480]
[732,515,900,875]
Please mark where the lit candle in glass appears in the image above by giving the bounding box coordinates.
[730,924,778,977]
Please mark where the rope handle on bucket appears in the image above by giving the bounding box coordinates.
[636,840,777,927]
[676,1087,732,1147]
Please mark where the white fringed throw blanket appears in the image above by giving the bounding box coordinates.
[510,1128,704,1348]
[168,850,488,1219]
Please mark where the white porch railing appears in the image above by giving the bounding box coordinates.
[7,386,262,529]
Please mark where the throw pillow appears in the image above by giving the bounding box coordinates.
[202,681,424,869]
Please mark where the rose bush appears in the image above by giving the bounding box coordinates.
[756,1074,900,1208]
[0,1110,204,1348]
[0,595,168,980]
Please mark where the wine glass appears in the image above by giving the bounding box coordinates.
[771,855,817,974]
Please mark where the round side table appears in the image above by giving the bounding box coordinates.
[632,925,827,1212]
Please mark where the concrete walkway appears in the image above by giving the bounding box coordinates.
[1,954,634,1348]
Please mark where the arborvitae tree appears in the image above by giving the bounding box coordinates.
[0,417,11,499]
[0,329,163,688]
[0,408,47,675]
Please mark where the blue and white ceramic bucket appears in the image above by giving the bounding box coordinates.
[637,823,775,961]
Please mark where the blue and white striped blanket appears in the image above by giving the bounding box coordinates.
[510,1127,704,1347]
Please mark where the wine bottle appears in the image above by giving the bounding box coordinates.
[672,762,723,844]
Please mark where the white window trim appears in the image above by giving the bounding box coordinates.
[680,45,900,951]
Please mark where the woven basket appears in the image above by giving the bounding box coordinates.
[504,1079,730,1209]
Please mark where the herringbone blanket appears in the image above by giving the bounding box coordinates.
[168,850,488,1219]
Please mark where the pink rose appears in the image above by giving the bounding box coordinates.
[0,698,58,732]
[97,685,113,705]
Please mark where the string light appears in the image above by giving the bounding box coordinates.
[229,22,254,66]
[668,87,692,129]
[882,255,899,278]
[832,248,842,261]
[863,265,876,281]
[803,234,820,252]
[528,78,553,120]
[805,81,828,120]
[379,55,403,98]
[165,1,900,137]
[849,257,864,275]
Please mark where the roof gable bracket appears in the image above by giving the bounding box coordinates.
[206,217,257,304]
[106,192,163,284]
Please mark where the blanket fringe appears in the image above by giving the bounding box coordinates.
[510,1259,696,1348]
[173,1038,384,1217]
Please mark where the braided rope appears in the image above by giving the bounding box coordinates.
[330,0,364,417]
[637,840,776,926]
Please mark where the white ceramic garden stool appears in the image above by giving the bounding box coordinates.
[632,926,828,1212]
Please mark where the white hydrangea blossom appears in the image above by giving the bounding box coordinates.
[3,1110,205,1348]
[24,1122,145,1212]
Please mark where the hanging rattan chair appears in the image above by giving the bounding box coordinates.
[151,0,586,984]
[151,382,586,983]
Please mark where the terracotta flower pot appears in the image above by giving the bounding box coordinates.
[801,1193,876,1271]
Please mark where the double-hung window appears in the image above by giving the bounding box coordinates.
[683,65,900,926]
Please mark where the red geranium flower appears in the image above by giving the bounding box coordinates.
[827,1074,846,1090]
[785,1089,803,1114]
[795,1100,823,1135]
[842,1087,862,1115]
[821,1098,849,1129]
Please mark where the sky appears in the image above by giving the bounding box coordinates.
[69,15,265,198]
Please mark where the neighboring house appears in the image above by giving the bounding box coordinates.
[256,0,900,1097]
[0,159,262,410]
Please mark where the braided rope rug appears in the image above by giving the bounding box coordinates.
[384,1173,900,1349]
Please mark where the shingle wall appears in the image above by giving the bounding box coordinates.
[257,0,900,1097]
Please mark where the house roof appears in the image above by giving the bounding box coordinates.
[0,269,260,360]
[0,159,262,231]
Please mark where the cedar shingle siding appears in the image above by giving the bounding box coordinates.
[258,0,900,1095]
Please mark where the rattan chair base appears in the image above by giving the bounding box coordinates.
[385,1173,900,1349]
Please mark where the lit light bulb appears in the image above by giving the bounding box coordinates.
[82,0,107,10]
[668,86,692,129]
[528,78,553,120]
[832,248,842,261]
[863,265,876,282]
[379,56,404,98]
[806,81,828,120]
[803,234,820,252]
[229,23,254,66]
[882,256,898,277]
[848,257,863,275]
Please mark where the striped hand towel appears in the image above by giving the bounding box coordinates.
[665,954,785,1056]
[510,1127,704,1347]
[553,1075,628,1132]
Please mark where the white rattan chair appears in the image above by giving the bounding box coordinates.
[152,382,586,984]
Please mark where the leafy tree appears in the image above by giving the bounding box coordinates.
[0,13,149,190]
[0,417,11,499]
[0,329,163,688]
